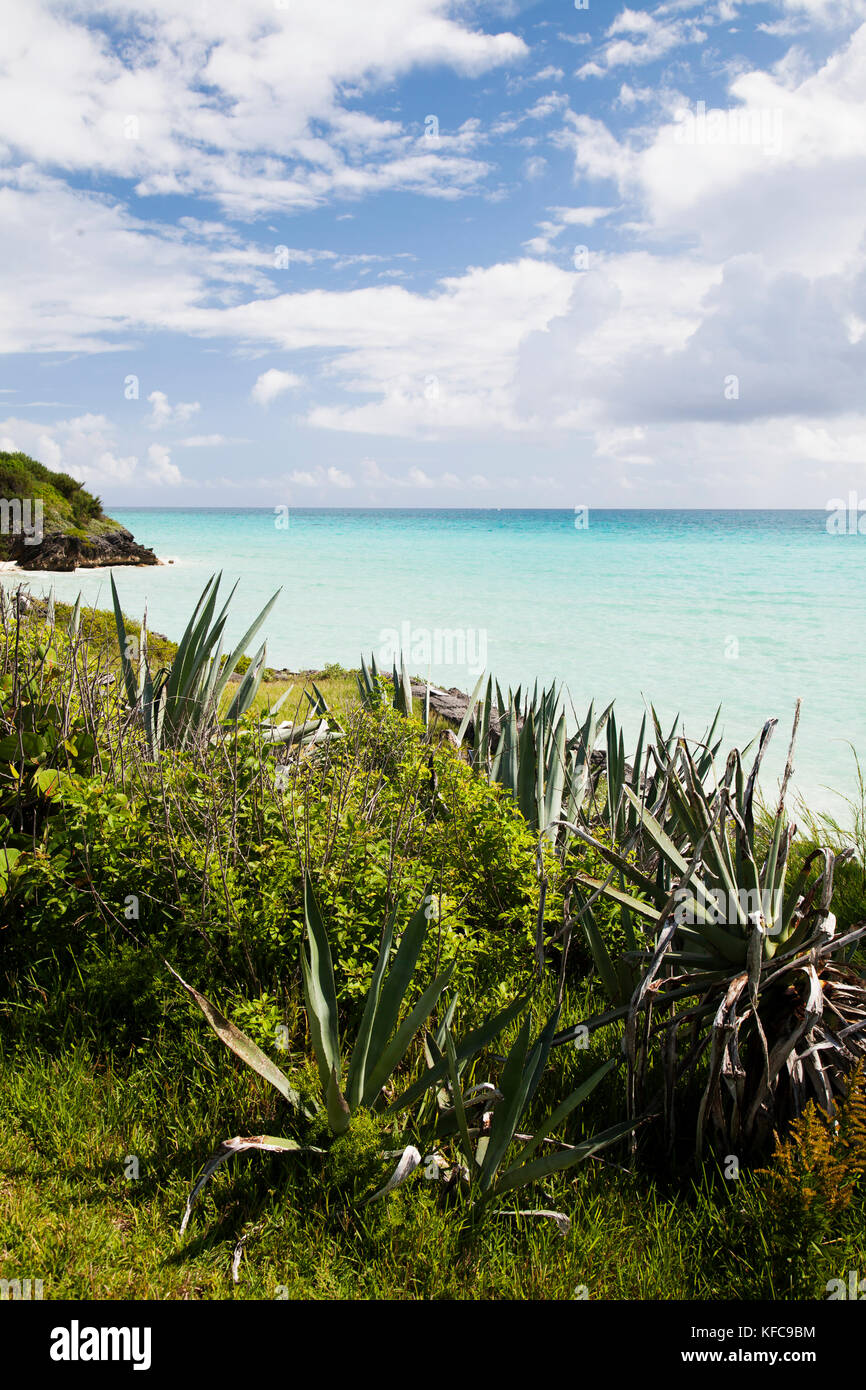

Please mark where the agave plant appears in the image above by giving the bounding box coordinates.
[299,875,456,1134]
[455,675,612,859]
[112,572,276,751]
[172,874,522,1236]
[111,572,335,754]
[357,651,430,728]
[425,1007,633,1223]
[356,652,387,711]
[363,661,612,858]
[559,703,866,1156]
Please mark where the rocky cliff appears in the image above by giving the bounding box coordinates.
[0,450,158,572]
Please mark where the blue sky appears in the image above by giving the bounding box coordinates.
[1,0,865,506]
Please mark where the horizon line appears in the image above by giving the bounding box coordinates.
[107,504,834,512]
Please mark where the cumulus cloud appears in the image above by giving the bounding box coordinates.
[146,443,183,486]
[0,1,525,216]
[560,23,866,274]
[576,9,707,77]
[0,171,271,355]
[775,0,866,23]
[327,466,353,488]
[287,465,353,488]
[523,205,616,255]
[358,458,488,491]
[250,369,303,406]
[2,2,866,506]
[147,391,200,428]
[0,412,139,485]
[177,434,246,447]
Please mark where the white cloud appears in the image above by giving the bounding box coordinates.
[360,457,383,481]
[147,390,200,428]
[0,1,526,216]
[146,443,182,486]
[178,434,246,447]
[251,369,303,406]
[576,10,707,76]
[534,65,565,82]
[524,204,617,255]
[408,466,434,488]
[525,92,569,121]
[286,465,353,489]
[123,258,570,439]
[0,170,273,355]
[2,5,865,507]
[757,17,811,35]
[327,466,353,488]
[552,206,617,226]
[616,82,656,108]
[0,412,139,485]
[559,25,866,274]
[775,0,866,23]
[358,457,487,491]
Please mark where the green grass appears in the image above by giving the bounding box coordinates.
[2,997,864,1300]
[0,1039,778,1300]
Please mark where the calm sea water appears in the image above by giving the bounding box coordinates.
[5,509,864,821]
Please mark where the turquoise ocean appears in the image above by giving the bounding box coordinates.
[5,508,864,821]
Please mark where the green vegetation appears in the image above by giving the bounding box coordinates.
[1,581,864,1300]
[109,570,337,754]
[568,702,865,1157]
[0,450,119,558]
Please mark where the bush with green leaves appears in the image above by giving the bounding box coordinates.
[0,607,101,897]
[1,694,551,1045]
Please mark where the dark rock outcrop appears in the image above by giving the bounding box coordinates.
[9,528,158,572]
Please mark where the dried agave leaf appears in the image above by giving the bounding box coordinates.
[365,1145,422,1202]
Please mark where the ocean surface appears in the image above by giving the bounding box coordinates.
[5,508,864,822]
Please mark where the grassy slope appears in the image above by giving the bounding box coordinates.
[48,594,407,717]
[4,1037,863,1301]
[2,1031,864,1300]
[2,597,864,1301]
[0,1046,704,1300]
[0,451,126,558]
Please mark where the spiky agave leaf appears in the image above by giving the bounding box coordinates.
[439,1011,633,1206]
[167,962,306,1112]
[110,572,140,711]
[179,1135,317,1236]
[302,877,454,1129]
[111,572,284,749]
[300,872,342,1103]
